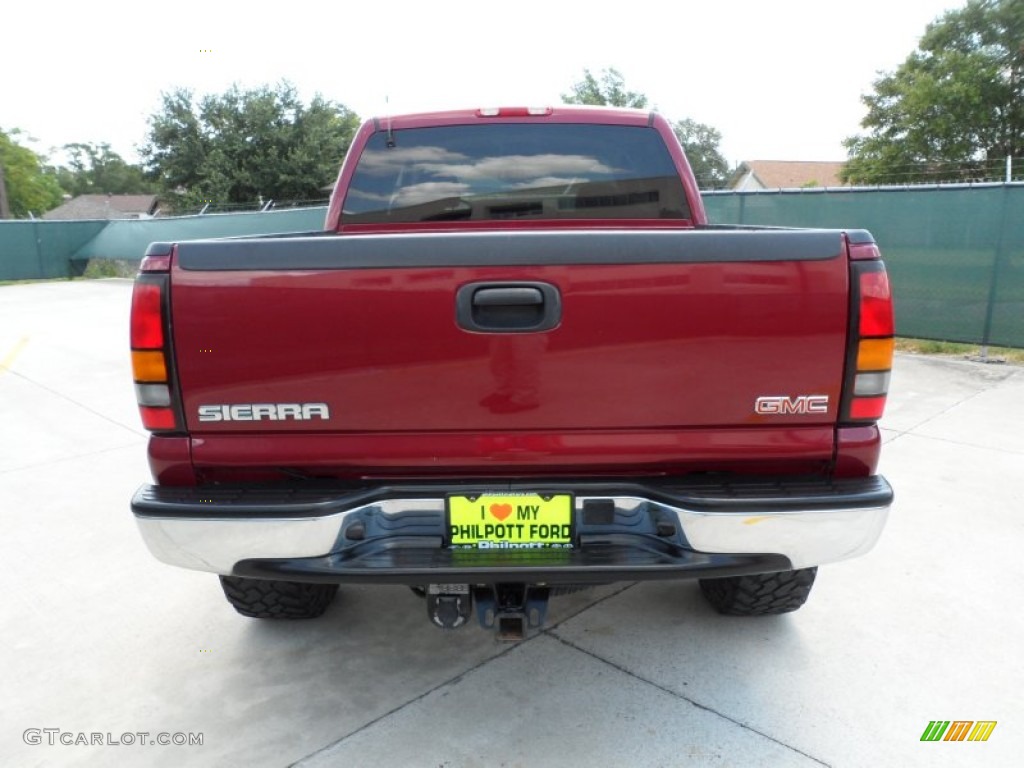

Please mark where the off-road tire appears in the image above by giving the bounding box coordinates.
[699,567,817,616]
[219,576,338,619]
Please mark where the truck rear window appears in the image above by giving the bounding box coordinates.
[341,123,690,224]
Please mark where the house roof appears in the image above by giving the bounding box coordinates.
[732,161,847,189]
[42,194,160,220]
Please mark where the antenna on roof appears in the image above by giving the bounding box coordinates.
[385,95,395,148]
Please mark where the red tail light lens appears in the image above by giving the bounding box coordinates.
[842,252,894,425]
[850,396,888,421]
[859,271,894,337]
[139,406,178,431]
[130,282,164,349]
[130,254,181,433]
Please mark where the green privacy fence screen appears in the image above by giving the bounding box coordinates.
[0,207,326,281]
[72,207,326,262]
[704,185,1023,348]
[1,188,1022,347]
[0,220,108,280]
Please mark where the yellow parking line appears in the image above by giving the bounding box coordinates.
[0,336,29,375]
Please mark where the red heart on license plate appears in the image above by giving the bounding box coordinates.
[490,503,513,521]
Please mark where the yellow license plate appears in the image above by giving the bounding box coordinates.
[447,493,573,549]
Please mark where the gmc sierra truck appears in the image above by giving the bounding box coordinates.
[130,106,894,639]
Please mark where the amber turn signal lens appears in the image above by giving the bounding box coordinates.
[132,350,167,382]
[857,338,894,372]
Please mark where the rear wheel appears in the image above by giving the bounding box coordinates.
[219,576,338,619]
[699,567,817,616]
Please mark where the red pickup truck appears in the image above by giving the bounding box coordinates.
[130,106,894,638]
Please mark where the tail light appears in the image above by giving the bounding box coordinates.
[130,245,182,432]
[841,241,894,424]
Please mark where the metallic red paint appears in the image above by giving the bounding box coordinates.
[833,426,881,477]
[170,258,849,437]
[188,427,835,480]
[164,250,852,478]
[144,109,891,486]
[147,436,196,485]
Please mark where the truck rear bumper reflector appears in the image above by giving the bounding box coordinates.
[132,477,891,576]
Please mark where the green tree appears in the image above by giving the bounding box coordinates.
[0,129,64,218]
[672,119,731,189]
[843,0,1024,185]
[561,69,732,189]
[562,67,650,108]
[53,143,155,197]
[140,81,360,210]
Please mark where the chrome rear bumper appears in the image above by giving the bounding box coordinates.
[132,477,891,581]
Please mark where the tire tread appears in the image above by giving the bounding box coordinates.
[219,576,337,619]
[699,567,817,616]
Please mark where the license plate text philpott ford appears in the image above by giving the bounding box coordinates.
[447,494,573,549]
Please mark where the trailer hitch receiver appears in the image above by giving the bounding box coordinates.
[474,584,551,641]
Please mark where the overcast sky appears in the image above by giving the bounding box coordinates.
[2,0,962,168]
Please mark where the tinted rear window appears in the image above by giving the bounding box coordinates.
[341,123,690,224]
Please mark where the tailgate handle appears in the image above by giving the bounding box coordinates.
[456,282,561,333]
[473,287,543,307]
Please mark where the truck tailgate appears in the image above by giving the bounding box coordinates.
[169,229,850,475]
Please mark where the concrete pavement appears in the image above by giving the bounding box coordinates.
[1,280,1021,767]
